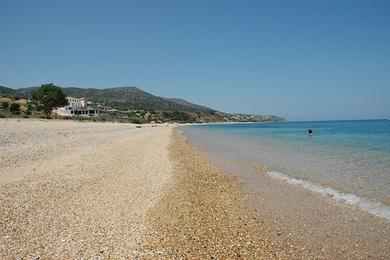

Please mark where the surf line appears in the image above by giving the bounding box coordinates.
[267,171,390,221]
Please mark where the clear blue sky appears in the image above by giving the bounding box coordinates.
[1,0,389,120]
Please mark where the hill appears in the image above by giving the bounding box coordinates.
[0,86,25,98]
[2,85,285,123]
[18,86,214,113]
[166,98,214,112]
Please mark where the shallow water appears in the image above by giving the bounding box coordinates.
[182,120,390,220]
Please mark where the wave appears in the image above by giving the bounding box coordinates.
[267,171,390,221]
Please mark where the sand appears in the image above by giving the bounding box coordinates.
[0,119,172,258]
[138,130,298,259]
[1,119,389,259]
[138,129,390,259]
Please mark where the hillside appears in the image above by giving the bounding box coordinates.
[166,98,214,112]
[18,86,214,113]
[0,86,25,98]
[2,85,285,123]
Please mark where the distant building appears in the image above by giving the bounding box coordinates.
[55,97,99,117]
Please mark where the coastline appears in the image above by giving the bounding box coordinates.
[1,119,388,258]
[138,128,299,258]
[138,128,389,258]
[169,128,390,259]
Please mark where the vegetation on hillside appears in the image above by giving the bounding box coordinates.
[1,84,285,123]
[0,86,26,99]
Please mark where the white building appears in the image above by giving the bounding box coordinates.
[56,97,99,117]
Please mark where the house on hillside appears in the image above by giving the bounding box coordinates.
[55,97,99,117]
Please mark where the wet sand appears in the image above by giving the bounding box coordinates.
[139,130,390,259]
[138,130,297,258]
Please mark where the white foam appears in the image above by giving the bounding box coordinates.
[267,171,390,221]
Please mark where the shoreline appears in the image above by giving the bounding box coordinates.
[178,128,390,258]
[137,128,390,258]
[181,122,390,216]
[138,128,299,258]
[265,169,390,220]
[1,119,388,258]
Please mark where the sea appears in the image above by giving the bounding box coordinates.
[182,119,390,220]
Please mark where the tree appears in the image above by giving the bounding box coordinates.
[31,83,68,117]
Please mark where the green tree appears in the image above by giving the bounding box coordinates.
[31,83,68,117]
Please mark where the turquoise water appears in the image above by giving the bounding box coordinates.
[183,120,390,220]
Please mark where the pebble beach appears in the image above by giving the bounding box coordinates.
[0,119,172,258]
[1,119,389,259]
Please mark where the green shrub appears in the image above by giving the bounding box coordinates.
[92,116,106,122]
[73,116,85,121]
[9,103,21,114]
[25,102,33,115]
[128,116,144,124]
[127,111,137,117]
[0,113,5,118]
[162,111,193,122]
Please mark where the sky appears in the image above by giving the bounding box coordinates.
[1,0,389,121]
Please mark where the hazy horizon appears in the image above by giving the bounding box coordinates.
[1,0,389,121]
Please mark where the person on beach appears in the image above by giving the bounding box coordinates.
[308,129,313,136]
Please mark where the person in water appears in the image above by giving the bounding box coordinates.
[308,129,313,136]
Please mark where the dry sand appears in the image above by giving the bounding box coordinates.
[1,119,172,258]
[1,119,389,259]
